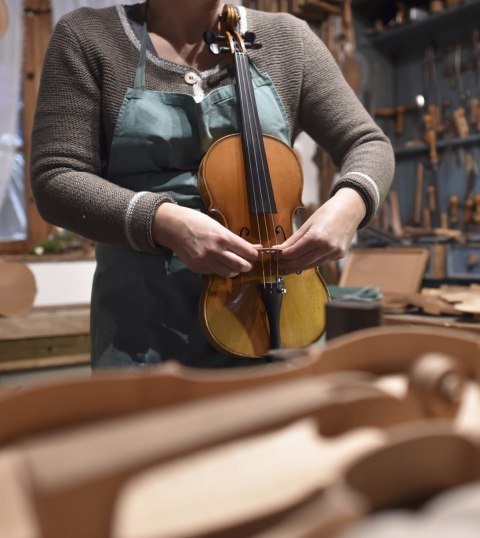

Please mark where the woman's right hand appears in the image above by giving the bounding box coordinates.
[152,203,258,279]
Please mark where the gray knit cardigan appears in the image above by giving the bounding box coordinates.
[31,3,395,253]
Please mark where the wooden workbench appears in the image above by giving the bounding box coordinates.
[0,304,90,372]
[384,313,480,336]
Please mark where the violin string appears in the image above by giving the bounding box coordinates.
[240,53,278,283]
[237,53,272,285]
[239,52,280,282]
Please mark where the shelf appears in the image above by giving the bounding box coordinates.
[365,0,480,55]
[395,132,480,159]
[353,0,408,21]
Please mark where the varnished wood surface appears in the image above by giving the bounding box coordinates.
[198,134,329,357]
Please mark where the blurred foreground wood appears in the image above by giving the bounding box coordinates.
[0,326,479,537]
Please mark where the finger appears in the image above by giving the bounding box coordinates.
[276,224,309,250]
[280,234,336,261]
[280,238,321,262]
[280,249,340,274]
[219,250,254,273]
[277,229,319,259]
[201,260,242,279]
[224,231,260,262]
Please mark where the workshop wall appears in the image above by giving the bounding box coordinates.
[355,0,480,284]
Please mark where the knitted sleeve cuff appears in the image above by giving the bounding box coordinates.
[124,191,177,253]
[329,171,381,229]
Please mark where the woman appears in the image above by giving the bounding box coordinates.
[31,1,394,369]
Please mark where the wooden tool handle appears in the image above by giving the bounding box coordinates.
[424,114,439,168]
[389,191,403,236]
[414,162,424,225]
[474,193,480,223]
[470,98,480,131]
[464,197,474,225]
[427,105,440,134]
[343,0,355,49]
[452,107,470,137]
[423,207,432,229]
[449,195,459,225]
[429,0,445,12]
[465,151,474,185]
[395,106,405,135]
[440,212,449,229]
[427,185,437,213]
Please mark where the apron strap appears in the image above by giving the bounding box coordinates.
[134,2,149,90]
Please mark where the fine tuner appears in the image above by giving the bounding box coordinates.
[203,30,262,55]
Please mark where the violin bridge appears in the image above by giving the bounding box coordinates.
[258,247,282,255]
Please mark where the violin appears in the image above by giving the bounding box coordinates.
[198,4,329,358]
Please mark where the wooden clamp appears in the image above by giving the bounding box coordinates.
[469,98,480,131]
[452,107,470,138]
[414,162,424,226]
[423,113,439,168]
[376,103,419,136]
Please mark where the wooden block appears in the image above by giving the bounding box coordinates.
[429,243,447,280]
[340,248,429,295]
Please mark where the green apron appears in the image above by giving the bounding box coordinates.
[91,16,291,369]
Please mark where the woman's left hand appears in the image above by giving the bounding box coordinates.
[277,187,367,274]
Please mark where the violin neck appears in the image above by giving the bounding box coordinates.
[234,52,277,215]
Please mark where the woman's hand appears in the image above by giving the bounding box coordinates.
[152,203,258,279]
[277,188,367,274]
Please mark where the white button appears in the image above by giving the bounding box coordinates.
[184,71,199,85]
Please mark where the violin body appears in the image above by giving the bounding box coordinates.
[198,134,329,358]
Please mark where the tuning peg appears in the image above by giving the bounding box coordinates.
[209,43,231,55]
[203,31,217,44]
[243,32,262,49]
[245,42,262,50]
[203,31,227,45]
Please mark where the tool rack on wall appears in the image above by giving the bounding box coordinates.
[354,0,480,284]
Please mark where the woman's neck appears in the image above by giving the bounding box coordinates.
[147,1,223,46]
[143,0,225,71]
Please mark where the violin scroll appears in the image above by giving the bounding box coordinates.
[204,3,262,56]
[203,30,262,55]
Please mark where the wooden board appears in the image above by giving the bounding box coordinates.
[340,248,429,295]
[383,314,480,335]
[0,304,89,340]
[0,305,90,371]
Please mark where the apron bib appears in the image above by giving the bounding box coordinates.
[91,14,290,369]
